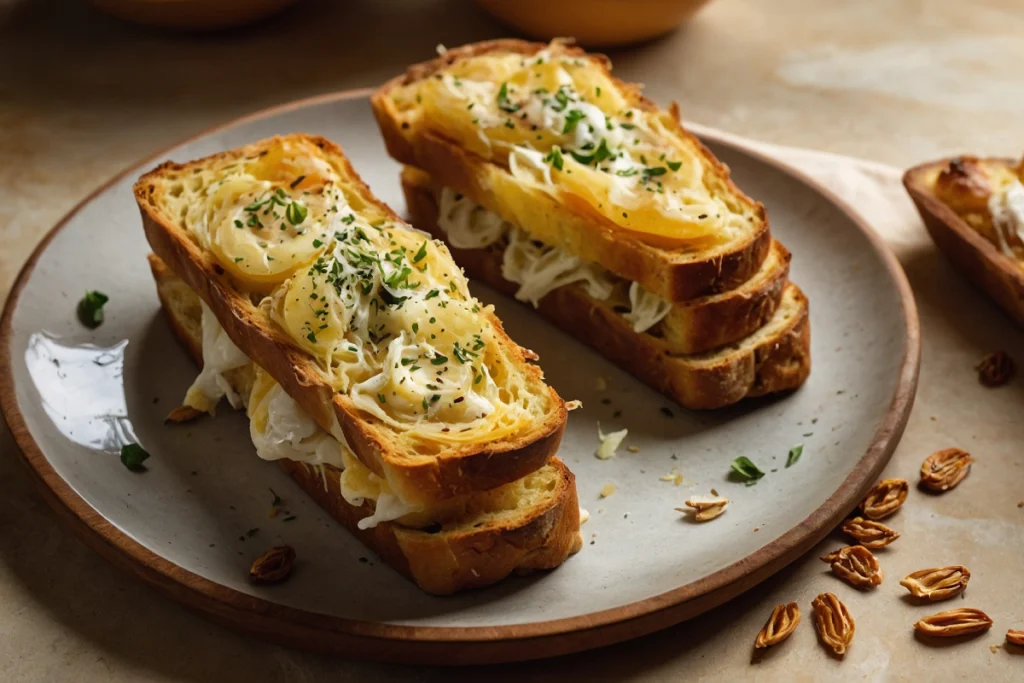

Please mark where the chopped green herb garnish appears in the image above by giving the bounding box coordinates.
[562,109,586,134]
[730,456,765,485]
[77,290,109,329]
[413,241,428,263]
[270,489,281,507]
[497,82,520,113]
[544,147,565,171]
[786,444,804,467]
[430,354,449,366]
[312,239,323,248]
[666,160,682,171]
[286,201,308,225]
[120,443,150,471]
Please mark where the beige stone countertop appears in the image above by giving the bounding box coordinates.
[2,0,1024,680]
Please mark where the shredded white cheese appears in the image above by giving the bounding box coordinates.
[436,187,671,333]
[989,179,1024,257]
[622,282,672,333]
[596,422,628,460]
[183,302,251,414]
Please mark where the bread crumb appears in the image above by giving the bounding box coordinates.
[594,376,607,392]
[436,43,448,54]
[579,507,590,524]
[599,483,616,498]
[659,467,683,486]
[565,399,582,411]
[710,488,719,496]
[753,527,760,532]
[990,645,1001,653]
[627,445,640,453]
[1018,501,1024,509]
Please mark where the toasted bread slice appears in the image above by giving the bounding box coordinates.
[402,166,790,354]
[148,253,582,595]
[904,156,1024,327]
[402,172,809,409]
[372,39,771,302]
[134,134,566,506]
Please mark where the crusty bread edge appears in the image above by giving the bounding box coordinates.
[904,159,1024,329]
[148,253,583,596]
[133,134,567,505]
[370,38,772,301]
[401,175,810,410]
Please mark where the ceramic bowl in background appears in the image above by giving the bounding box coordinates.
[472,0,713,47]
[88,0,299,30]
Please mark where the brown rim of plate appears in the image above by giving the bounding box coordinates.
[0,89,921,665]
[903,158,1024,327]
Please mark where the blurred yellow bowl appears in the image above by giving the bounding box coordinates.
[89,0,298,30]
[473,0,713,47]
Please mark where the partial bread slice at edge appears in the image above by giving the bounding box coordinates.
[148,253,582,596]
[402,166,791,354]
[402,174,810,410]
[133,134,565,506]
[371,38,772,302]
[904,158,1024,328]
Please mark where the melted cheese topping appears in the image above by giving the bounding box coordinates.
[436,187,671,332]
[165,137,536,444]
[246,366,421,529]
[399,43,752,244]
[989,179,1024,259]
[184,302,251,413]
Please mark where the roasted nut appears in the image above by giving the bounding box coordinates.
[915,608,992,637]
[1007,630,1024,647]
[165,405,203,424]
[860,478,908,520]
[678,495,728,521]
[840,517,900,548]
[754,602,801,648]
[820,545,883,589]
[900,566,971,601]
[920,448,973,492]
[976,350,1014,387]
[249,545,296,584]
[812,592,855,656]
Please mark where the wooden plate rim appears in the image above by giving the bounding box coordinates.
[0,88,921,663]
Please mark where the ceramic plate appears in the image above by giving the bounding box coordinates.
[0,91,919,664]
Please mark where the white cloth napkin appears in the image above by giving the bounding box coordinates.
[688,124,922,254]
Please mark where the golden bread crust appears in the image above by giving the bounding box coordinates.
[134,134,566,506]
[148,254,582,595]
[401,171,810,410]
[371,39,771,301]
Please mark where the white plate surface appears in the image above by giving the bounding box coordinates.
[2,94,916,639]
